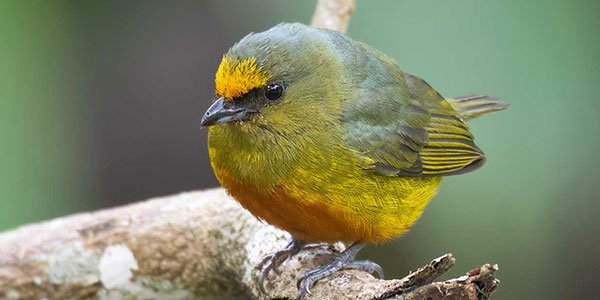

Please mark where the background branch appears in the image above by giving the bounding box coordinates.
[0,1,500,299]
[311,0,355,32]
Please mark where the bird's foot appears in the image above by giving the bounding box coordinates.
[296,242,384,299]
[258,239,307,294]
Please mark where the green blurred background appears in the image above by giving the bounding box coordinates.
[1,0,598,299]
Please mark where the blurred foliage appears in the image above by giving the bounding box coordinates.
[0,1,92,230]
[1,1,598,299]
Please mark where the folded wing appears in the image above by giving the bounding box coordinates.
[342,72,502,177]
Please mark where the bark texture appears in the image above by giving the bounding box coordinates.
[0,189,499,300]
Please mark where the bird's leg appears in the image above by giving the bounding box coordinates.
[296,242,384,299]
[258,238,307,294]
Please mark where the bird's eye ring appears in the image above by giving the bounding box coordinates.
[264,83,284,101]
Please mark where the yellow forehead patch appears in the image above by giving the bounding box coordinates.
[215,56,269,100]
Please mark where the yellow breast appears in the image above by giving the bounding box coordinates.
[208,125,442,243]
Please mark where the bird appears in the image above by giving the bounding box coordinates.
[201,22,506,298]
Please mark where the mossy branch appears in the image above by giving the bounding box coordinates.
[0,1,500,299]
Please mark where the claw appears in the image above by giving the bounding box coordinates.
[259,241,382,299]
[258,239,306,295]
[296,279,312,300]
[344,259,384,279]
[295,242,382,299]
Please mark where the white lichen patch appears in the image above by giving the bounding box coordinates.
[98,276,191,300]
[99,244,139,289]
[6,290,20,299]
[47,241,100,285]
[33,276,43,285]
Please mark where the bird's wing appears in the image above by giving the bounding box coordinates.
[343,72,485,177]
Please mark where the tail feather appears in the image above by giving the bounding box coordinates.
[447,95,508,121]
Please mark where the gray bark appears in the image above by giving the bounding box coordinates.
[0,189,499,300]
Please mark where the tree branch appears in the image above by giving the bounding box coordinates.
[0,189,498,300]
[311,0,356,32]
[0,1,500,299]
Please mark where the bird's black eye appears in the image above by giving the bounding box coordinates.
[264,83,284,101]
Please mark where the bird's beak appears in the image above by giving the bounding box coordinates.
[201,97,255,127]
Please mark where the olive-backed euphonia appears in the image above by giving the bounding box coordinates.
[201,23,506,298]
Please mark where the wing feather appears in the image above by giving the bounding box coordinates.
[343,69,486,177]
[339,42,501,177]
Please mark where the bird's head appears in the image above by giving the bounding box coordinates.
[201,23,345,133]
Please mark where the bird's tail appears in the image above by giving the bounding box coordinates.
[447,95,508,121]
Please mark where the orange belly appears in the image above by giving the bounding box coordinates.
[216,170,439,243]
[219,173,360,242]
